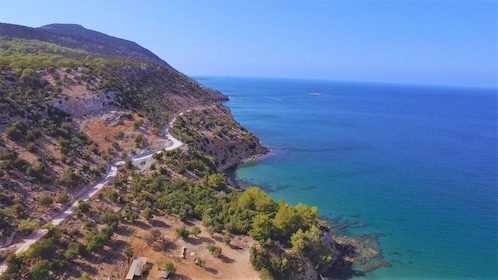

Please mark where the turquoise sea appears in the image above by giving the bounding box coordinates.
[195,77,498,279]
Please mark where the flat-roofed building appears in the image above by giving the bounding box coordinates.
[125,257,148,280]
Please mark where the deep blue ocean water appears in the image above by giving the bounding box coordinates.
[195,76,498,279]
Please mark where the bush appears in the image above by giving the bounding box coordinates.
[207,242,222,258]
[106,189,120,202]
[124,247,133,262]
[100,209,120,228]
[206,226,215,237]
[222,234,232,245]
[123,204,139,222]
[141,207,153,220]
[77,199,90,213]
[164,261,176,274]
[37,195,54,207]
[5,254,24,275]
[56,191,71,205]
[259,268,275,280]
[175,226,190,240]
[133,120,144,129]
[115,131,125,140]
[144,232,156,246]
[0,149,18,161]
[29,260,50,280]
[65,242,83,260]
[85,226,114,253]
[56,168,81,188]
[28,238,56,260]
[18,218,38,235]
[152,152,163,160]
[26,142,36,152]
[143,228,161,247]
[191,226,201,237]
[5,121,26,140]
[134,134,145,148]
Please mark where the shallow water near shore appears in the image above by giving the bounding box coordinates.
[195,76,498,279]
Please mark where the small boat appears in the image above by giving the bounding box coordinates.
[309,93,323,96]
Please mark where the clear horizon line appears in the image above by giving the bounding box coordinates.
[188,74,497,90]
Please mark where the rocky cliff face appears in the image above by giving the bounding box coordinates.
[169,104,267,171]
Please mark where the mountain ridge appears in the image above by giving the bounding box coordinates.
[0,22,175,71]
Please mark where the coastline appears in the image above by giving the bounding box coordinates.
[224,144,274,189]
[223,143,390,277]
[194,76,498,279]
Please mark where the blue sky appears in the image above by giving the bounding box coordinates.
[0,0,496,87]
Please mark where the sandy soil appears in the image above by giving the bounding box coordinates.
[95,215,259,280]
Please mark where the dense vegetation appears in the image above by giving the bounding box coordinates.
[1,145,335,279]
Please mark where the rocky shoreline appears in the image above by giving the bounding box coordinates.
[320,219,391,278]
[172,103,390,278]
[225,168,390,278]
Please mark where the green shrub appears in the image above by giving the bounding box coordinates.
[124,247,133,262]
[37,195,54,207]
[190,226,201,237]
[100,209,120,228]
[0,149,18,161]
[26,142,36,152]
[164,261,176,274]
[141,207,153,220]
[207,242,222,258]
[222,234,232,245]
[65,242,83,260]
[18,218,38,235]
[29,260,50,280]
[85,226,114,253]
[106,189,120,202]
[5,121,26,140]
[77,199,90,213]
[56,191,71,205]
[175,226,190,240]
[28,238,56,260]
[122,204,139,222]
[56,168,81,188]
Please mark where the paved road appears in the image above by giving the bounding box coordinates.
[0,121,184,275]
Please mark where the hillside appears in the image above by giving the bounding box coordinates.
[1,23,174,70]
[0,21,239,234]
[0,22,386,280]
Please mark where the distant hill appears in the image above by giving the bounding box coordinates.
[0,22,175,70]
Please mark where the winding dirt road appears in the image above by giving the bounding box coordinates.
[0,119,183,275]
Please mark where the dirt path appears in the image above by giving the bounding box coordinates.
[0,118,184,275]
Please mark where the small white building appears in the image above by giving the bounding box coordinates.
[125,257,148,280]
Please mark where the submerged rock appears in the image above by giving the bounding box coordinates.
[320,230,392,279]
